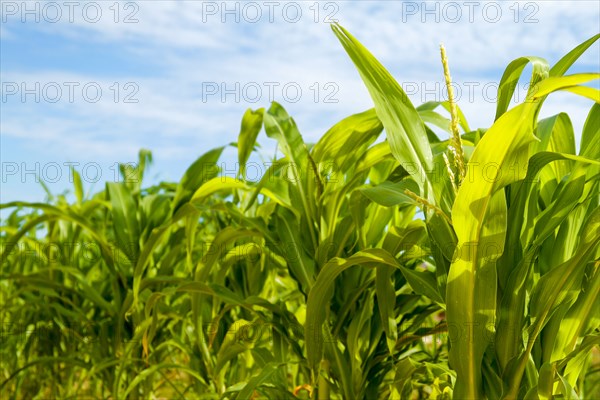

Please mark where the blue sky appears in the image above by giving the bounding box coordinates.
[1,1,599,204]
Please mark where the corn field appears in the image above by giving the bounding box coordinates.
[1,24,599,399]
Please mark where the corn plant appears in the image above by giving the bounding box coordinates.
[1,24,599,399]
[327,25,600,399]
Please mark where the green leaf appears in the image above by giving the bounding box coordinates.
[273,207,315,293]
[237,108,264,178]
[106,182,140,264]
[504,207,600,398]
[529,73,600,100]
[358,179,420,207]
[549,33,600,77]
[191,176,248,203]
[495,56,549,120]
[311,108,383,173]
[236,363,285,399]
[331,24,434,193]
[172,146,224,214]
[581,103,600,158]
[551,262,600,361]
[417,101,471,133]
[72,167,84,204]
[306,248,443,373]
[263,102,308,169]
[376,264,397,354]
[448,102,537,399]
[529,207,600,333]
[305,249,398,371]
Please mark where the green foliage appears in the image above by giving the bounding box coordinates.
[1,26,598,399]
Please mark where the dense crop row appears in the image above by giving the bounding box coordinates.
[1,25,599,399]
